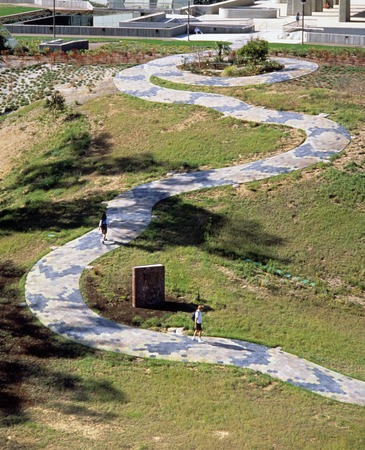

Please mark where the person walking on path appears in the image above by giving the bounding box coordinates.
[192,305,204,342]
[296,12,300,24]
[99,212,110,243]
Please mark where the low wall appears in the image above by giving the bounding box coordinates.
[119,21,179,28]
[117,24,187,37]
[39,39,89,52]
[6,20,254,37]
[307,32,365,47]
[188,0,254,16]
[190,23,254,33]
[219,7,278,18]
[5,23,187,37]
[127,12,166,23]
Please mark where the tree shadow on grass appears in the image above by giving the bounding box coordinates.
[0,260,127,427]
[89,195,286,324]
[0,194,112,233]
[9,126,198,194]
[14,153,173,193]
[98,154,198,176]
[129,196,289,266]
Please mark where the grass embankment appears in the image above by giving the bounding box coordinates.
[153,66,365,130]
[87,174,365,376]
[15,36,219,54]
[0,43,365,448]
[0,4,42,16]
[82,56,365,382]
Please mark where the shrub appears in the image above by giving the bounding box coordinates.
[132,315,143,326]
[263,59,285,71]
[0,33,8,53]
[292,47,309,58]
[215,41,231,62]
[45,91,66,115]
[237,38,269,64]
[221,65,238,77]
[221,60,284,77]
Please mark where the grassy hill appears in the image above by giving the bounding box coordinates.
[0,41,364,449]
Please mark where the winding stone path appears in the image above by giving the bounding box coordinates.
[25,53,365,406]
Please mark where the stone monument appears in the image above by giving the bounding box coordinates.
[132,264,165,308]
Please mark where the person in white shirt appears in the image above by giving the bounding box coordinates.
[192,305,204,342]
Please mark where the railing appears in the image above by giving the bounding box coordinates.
[238,18,254,28]
[283,18,318,32]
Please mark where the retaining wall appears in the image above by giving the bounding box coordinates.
[307,32,365,46]
[5,23,185,37]
[126,12,166,22]
[6,21,254,37]
[189,0,254,15]
[219,7,278,18]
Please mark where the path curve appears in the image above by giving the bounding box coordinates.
[25,54,365,406]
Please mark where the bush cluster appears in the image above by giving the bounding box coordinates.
[237,39,269,64]
[183,39,284,77]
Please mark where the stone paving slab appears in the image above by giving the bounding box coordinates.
[25,52,365,406]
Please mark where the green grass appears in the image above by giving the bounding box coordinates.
[83,170,365,379]
[0,4,42,16]
[0,94,296,262]
[81,94,302,187]
[2,349,365,449]
[1,42,365,448]
[17,36,220,47]
[152,62,365,130]
[16,36,219,56]
[0,107,117,268]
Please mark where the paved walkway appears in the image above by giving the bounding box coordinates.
[25,53,365,406]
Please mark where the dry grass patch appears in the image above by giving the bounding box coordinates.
[0,107,53,178]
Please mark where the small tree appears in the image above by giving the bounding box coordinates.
[215,41,231,62]
[45,91,66,116]
[237,38,269,64]
[0,34,7,52]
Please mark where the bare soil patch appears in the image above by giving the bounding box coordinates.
[0,117,39,178]
[56,76,120,106]
[333,127,365,172]
[82,270,196,327]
